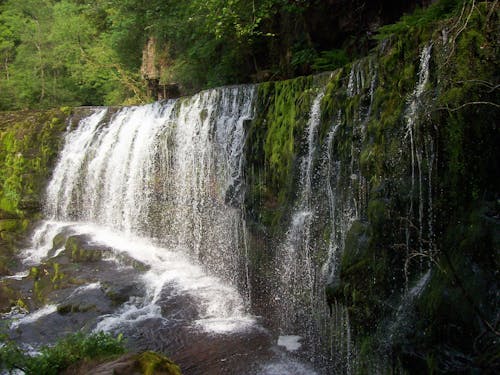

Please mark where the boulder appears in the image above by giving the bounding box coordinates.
[65,235,110,263]
[63,351,182,375]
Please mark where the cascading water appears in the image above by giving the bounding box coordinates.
[276,88,325,340]
[11,85,319,374]
[167,87,255,287]
[40,87,258,332]
[294,60,377,374]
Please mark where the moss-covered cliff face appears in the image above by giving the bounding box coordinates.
[244,1,498,373]
[0,109,68,277]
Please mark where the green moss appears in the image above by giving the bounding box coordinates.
[137,351,182,375]
[0,110,66,217]
[0,219,21,232]
[57,303,95,315]
[0,109,67,247]
[65,236,104,263]
[51,263,63,284]
[52,233,67,251]
[29,262,71,303]
[246,76,318,227]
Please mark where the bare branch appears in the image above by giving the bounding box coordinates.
[446,0,476,62]
[455,79,500,92]
[438,101,500,112]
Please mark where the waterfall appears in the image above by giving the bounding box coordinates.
[321,112,342,285]
[30,86,258,335]
[276,89,325,338]
[403,43,435,280]
[167,87,255,286]
[11,44,441,374]
[45,103,172,231]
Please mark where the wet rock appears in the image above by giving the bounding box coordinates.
[62,234,149,271]
[0,283,19,312]
[57,285,112,315]
[29,262,67,304]
[341,220,369,273]
[112,252,150,272]
[57,303,95,314]
[102,281,144,306]
[65,235,111,263]
[159,287,199,322]
[64,351,182,375]
[47,227,74,258]
[52,232,66,250]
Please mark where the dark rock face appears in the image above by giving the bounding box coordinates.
[244,2,499,373]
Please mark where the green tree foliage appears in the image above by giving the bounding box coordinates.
[0,0,326,107]
[0,0,145,109]
[0,0,464,109]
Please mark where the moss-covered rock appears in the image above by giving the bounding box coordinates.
[62,351,182,375]
[0,283,21,312]
[28,261,72,305]
[57,302,96,315]
[244,2,498,373]
[245,76,318,228]
[0,110,68,218]
[0,109,69,277]
[65,235,107,263]
[137,351,182,375]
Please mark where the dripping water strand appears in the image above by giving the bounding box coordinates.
[403,43,433,284]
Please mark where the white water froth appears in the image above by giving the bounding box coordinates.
[0,270,29,281]
[277,335,302,351]
[49,223,258,334]
[22,220,72,265]
[259,356,318,375]
[10,305,58,330]
[45,109,108,219]
[68,282,101,298]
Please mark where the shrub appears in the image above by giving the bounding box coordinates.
[0,331,125,374]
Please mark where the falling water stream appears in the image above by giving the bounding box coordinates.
[7,86,318,374]
[277,89,325,338]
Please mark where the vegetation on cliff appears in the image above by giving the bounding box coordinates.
[0,109,68,279]
[243,1,498,372]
